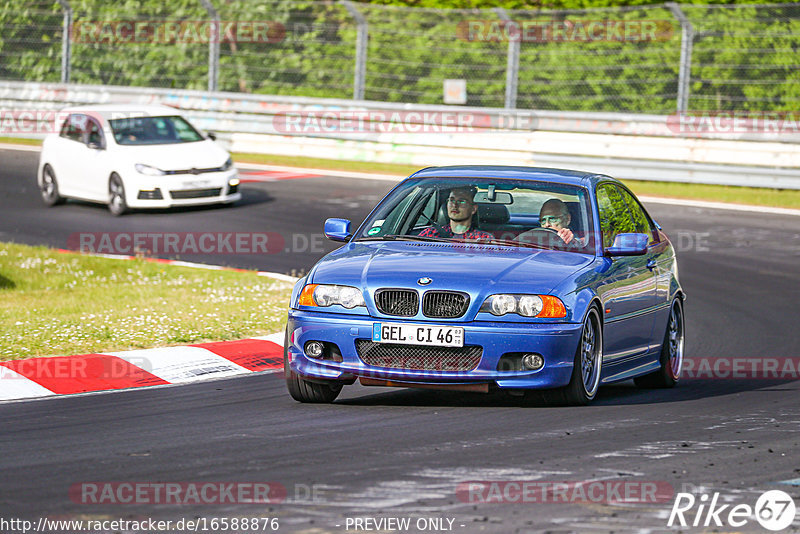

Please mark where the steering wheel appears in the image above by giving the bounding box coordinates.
[515,226,572,249]
[528,226,559,235]
[414,210,449,237]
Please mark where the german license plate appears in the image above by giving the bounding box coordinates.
[372,323,464,347]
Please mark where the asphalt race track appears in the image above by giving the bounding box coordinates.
[0,147,390,275]
[2,147,800,532]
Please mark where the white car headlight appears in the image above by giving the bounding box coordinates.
[489,294,516,316]
[480,294,566,318]
[135,163,166,176]
[298,284,365,309]
[517,295,544,317]
[221,157,234,171]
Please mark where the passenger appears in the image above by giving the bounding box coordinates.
[418,187,493,240]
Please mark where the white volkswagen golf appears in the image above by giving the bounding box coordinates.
[37,105,241,215]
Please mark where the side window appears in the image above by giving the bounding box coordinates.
[368,186,423,236]
[86,119,104,148]
[616,187,654,243]
[409,190,438,230]
[59,114,86,142]
[596,184,636,249]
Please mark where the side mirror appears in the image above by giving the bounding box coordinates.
[207,132,217,141]
[87,141,103,150]
[324,218,352,242]
[606,233,648,256]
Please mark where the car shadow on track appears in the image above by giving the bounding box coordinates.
[58,188,274,216]
[331,378,799,408]
[592,378,800,406]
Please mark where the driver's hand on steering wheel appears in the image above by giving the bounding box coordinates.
[556,228,574,244]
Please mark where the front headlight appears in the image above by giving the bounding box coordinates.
[221,157,234,171]
[298,284,365,309]
[135,163,166,176]
[480,294,566,318]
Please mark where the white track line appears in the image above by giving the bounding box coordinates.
[638,195,800,216]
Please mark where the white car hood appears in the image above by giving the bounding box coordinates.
[114,140,229,171]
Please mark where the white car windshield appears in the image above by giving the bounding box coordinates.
[109,115,204,145]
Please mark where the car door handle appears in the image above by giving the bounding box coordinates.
[646,258,657,271]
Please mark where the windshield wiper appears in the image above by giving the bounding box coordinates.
[354,234,450,243]
[481,238,548,250]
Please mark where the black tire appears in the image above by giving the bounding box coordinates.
[40,164,64,206]
[284,326,342,403]
[634,298,684,388]
[530,307,603,406]
[108,173,128,216]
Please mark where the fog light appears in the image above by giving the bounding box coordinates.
[305,341,324,359]
[521,353,544,370]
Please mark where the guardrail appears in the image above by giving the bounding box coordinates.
[2,80,799,189]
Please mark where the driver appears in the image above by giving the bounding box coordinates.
[418,187,493,240]
[515,198,583,247]
[538,198,576,245]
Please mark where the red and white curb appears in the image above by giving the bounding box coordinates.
[239,168,321,183]
[0,333,285,402]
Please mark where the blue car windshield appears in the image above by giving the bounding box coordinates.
[109,116,204,145]
[355,177,595,253]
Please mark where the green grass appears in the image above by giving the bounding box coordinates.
[0,136,42,146]
[232,151,421,176]
[0,242,293,360]
[1,135,797,209]
[620,179,800,210]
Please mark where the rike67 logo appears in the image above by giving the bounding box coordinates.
[668,490,797,531]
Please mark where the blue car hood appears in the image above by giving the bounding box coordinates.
[310,241,592,295]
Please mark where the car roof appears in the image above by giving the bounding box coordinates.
[410,165,617,188]
[58,104,184,120]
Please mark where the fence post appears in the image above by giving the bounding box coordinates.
[56,0,71,84]
[667,3,694,113]
[341,0,367,101]
[200,0,220,92]
[494,8,519,110]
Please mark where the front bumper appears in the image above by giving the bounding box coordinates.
[287,310,583,390]
[125,171,241,208]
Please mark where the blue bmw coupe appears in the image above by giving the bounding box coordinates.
[284,166,685,405]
